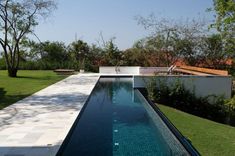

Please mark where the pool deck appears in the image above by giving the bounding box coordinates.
[0,73,100,156]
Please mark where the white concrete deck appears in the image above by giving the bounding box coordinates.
[0,74,100,156]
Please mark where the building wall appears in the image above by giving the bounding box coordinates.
[99,66,140,74]
[139,67,169,75]
[133,75,232,99]
[99,66,169,75]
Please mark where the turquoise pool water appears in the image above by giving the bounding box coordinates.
[57,77,195,156]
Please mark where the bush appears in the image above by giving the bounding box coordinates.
[146,78,234,125]
[225,95,235,125]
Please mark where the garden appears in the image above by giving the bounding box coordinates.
[0,0,234,155]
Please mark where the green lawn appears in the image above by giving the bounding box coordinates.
[0,70,67,109]
[158,104,235,156]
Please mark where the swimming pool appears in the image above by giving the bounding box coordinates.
[57,77,199,156]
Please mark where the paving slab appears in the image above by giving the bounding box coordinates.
[0,73,100,156]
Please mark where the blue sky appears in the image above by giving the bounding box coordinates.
[34,0,215,50]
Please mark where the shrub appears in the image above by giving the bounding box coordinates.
[146,77,234,125]
[226,96,235,113]
[145,77,158,100]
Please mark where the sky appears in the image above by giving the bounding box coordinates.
[33,0,215,50]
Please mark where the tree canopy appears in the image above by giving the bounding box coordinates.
[211,0,235,57]
[0,0,56,77]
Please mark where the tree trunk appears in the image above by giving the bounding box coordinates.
[8,67,18,77]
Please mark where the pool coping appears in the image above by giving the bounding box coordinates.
[56,76,102,155]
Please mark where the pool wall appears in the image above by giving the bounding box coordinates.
[137,89,200,156]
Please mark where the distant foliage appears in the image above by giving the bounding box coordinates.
[18,41,72,70]
[135,14,234,70]
[0,38,123,72]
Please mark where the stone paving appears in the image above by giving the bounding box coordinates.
[0,74,100,156]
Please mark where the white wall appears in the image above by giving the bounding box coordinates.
[133,75,232,99]
[139,67,169,75]
[99,66,232,99]
[99,66,140,75]
[99,66,170,75]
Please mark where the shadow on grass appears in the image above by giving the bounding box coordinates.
[16,75,65,81]
[0,86,32,110]
[0,88,6,97]
[0,88,8,109]
[0,93,31,110]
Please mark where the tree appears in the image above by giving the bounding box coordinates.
[136,14,207,66]
[20,40,69,70]
[210,0,235,57]
[122,47,149,66]
[69,40,89,70]
[103,39,121,66]
[211,0,235,33]
[87,44,105,72]
[0,0,56,77]
[199,34,227,69]
[41,41,67,63]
